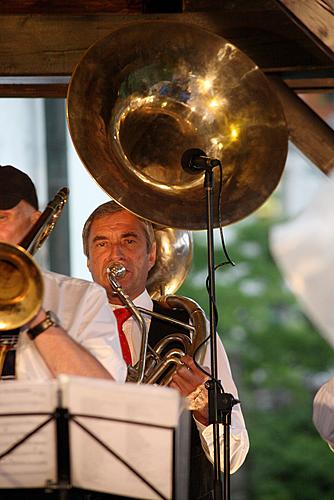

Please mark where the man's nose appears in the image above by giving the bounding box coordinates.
[109,243,124,260]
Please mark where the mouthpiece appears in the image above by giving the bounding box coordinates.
[107,263,126,279]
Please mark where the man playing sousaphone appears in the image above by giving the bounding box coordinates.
[83,200,250,500]
[0,165,126,383]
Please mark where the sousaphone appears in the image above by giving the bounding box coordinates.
[66,21,288,230]
[66,21,288,385]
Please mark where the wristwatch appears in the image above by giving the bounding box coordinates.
[27,310,60,340]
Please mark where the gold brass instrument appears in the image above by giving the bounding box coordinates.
[107,263,148,384]
[139,295,207,386]
[107,264,206,385]
[66,21,288,384]
[20,187,69,256]
[67,21,288,230]
[147,225,192,299]
[0,188,69,375]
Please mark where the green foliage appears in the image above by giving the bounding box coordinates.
[179,216,334,499]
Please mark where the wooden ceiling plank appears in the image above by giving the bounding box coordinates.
[0,12,333,79]
[284,76,334,93]
[275,0,334,61]
[269,76,334,175]
[0,13,224,77]
[0,1,141,15]
[0,84,67,98]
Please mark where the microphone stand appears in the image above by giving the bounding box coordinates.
[204,167,236,500]
[182,149,239,500]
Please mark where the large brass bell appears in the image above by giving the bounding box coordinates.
[67,21,288,230]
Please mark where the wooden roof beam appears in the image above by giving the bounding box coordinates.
[275,0,334,61]
[269,76,334,175]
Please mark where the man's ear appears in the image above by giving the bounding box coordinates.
[148,241,157,271]
[87,257,91,272]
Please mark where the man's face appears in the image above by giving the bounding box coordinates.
[87,210,156,304]
[0,201,40,245]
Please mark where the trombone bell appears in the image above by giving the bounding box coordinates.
[0,187,68,332]
[0,243,43,330]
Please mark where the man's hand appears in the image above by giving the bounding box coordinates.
[169,354,209,426]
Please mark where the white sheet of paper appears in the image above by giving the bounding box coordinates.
[0,380,57,488]
[62,375,186,500]
[0,376,188,499]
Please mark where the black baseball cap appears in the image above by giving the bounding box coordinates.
[0,165,39,210]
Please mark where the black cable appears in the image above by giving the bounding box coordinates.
[191,161,236,395]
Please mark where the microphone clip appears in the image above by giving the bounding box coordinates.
[181,148,221,175]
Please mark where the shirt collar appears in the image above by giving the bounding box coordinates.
[112,289,153,311]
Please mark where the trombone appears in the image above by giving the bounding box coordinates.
[0,188,69,374]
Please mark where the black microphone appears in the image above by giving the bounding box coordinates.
[181,148,220,174]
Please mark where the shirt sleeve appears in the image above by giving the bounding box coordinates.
[58,280,127,383]
[313,375,334,452]
[194,329,250,473]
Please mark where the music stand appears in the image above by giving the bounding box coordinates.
[0,377,190,500]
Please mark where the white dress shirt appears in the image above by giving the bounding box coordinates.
[16,270,127,382]
[313,375,334,452]
[112,289,250,473]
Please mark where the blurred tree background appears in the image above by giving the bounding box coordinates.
[179,206,334,500]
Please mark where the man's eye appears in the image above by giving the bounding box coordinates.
[124,239,135,245]
[0,215,8,221]
[96,241,107,247]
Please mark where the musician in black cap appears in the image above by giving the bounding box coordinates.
[0,164,40,244]
[0,165,126,382]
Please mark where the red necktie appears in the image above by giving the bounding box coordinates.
[113,307,132,366]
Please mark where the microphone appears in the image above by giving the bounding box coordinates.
[181,148,220,174]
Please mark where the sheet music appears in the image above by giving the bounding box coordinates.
[0,380,57,488]
[0,376,189,499]
[62,375,186,499]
